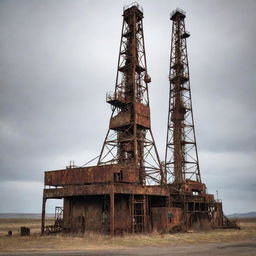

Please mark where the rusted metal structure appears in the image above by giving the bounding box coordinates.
[165,8,224,230]
[165,9,200,184]
[42,3,168,236]
[41,4,227,236]
[98,2,163,186]
[45,207,63,234]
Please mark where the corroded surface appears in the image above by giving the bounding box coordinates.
[45,164,139,186]
[44,184,169,199]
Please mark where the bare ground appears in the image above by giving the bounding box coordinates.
[0,241,255,256]
[0,218,255,255]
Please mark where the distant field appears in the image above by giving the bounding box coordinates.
[0,218,255,252]
[0,213,54,219]
[0,218,54,235]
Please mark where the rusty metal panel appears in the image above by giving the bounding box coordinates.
[114,195,131,234]
[168,207,183,228]
[45,164,139,186]
[62,195,132,234]
[212,202,224,227]
[151,207,168,233]
[182,180,206,194]
[72,197,103,232]
[151,207,183,233]
[62,196,104,233]
[43,184,169,199]
[134,102,150,128]
[63,198,71,230]
[109,103,150,129]
[204,193,214,202]
[109,111,131,129]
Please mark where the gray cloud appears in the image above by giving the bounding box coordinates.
[0,0,255,213]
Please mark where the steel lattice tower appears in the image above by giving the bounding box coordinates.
[98,3,163,185]
[165,9,201,184]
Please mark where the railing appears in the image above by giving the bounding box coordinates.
[123,2,143,13]
[106,91,126,103]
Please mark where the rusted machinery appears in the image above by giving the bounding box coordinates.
[45,207,63,234]
[41,4,228,235]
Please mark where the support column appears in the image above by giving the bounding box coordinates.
[110,192,115,236]
[131,194,134,233]
[41,197,46,235]
[143,195,147,233]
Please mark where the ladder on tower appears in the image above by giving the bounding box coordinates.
[131,195,148,233]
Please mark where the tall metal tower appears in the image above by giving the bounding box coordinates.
[165,9,201,185]
[98,3,162,185]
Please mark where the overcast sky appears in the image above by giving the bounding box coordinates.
[0,0,255,214]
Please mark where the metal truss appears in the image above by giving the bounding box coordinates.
[165,9,201,184]
[98,3,162,185]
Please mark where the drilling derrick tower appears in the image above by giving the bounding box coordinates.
[164,9,225,229]
[165,9,201,185]
[41,5,228,236]
[98,3,162,185]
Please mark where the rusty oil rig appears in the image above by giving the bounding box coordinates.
[41,4,228,235]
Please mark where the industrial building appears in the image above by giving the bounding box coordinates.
[41,3,227,235]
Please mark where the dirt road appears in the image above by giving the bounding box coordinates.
[0,241,255,256]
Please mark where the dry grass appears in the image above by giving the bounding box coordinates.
[0,218,255,252]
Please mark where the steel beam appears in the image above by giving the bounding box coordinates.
[41,197,46,235]
[110,192,115,236]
